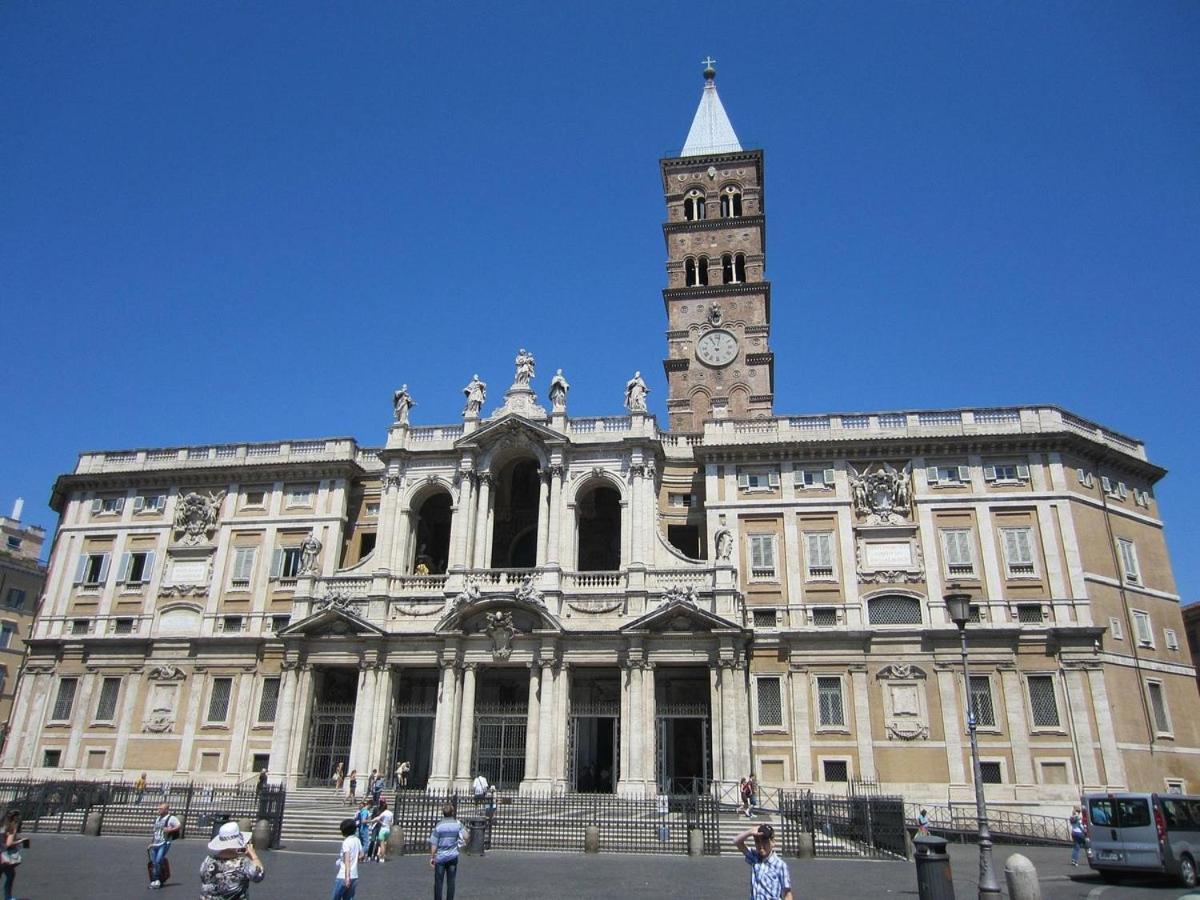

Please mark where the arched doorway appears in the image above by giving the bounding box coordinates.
[412,491,452,574]
[576,484,621,571]
[490,459,541,568]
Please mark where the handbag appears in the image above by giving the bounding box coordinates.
[1,848,21,866]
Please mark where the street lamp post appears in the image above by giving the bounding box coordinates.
[945,590,1002,900]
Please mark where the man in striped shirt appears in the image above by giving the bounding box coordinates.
[428,802,468,900]
[734,823,793,900]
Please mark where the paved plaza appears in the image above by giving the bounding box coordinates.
[6,834,1200,899]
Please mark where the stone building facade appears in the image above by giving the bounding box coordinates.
[4,67,1197,805]
[0,500,46,746]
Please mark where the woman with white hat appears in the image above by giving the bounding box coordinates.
[199,821,264,900]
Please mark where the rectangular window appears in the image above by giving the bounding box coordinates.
[1076,467,1095,488]
[132,492,167,513]
[1133,610,1154,648]
[0,625,14,650]
[756,677,783,728]
[751,608,777,629]
[817,676,845,728]
[1166,629,1180,651]
[737,469,779,492]
[797,468,836,489]
[91,496,125,515]
[748,534,777,580]
[76,552,111,586]
[1148,681,1172,735]
[365,502,380,517]
[221,616,243,633]
[271,547,304,580]
[940,529,975,577]
[5,589,26,610]
[804,532,835,580]
[51,678,79,721]
[272,615,290,633]
[980,761,1004,784]
[5,537,18,551]
[285,484,316,508]
[206,677,233,723]
[812,607,839,627]
[1000,527,1036,577]
[926,465,971,486]
[1027,675,1060,728]
[71,619,90,636]
[258,677,280,723]
[1016,603,1044,624]
[969,676,996,728]
[1109,616,1124,640]
[94,677,121,721]
[243,489,267,508]
[42,749,62,768]
[119,550,155,584]
[230,547,257,588]
[668,493,696,508]
[822,759,849,782]
[1117,538,1140,584]
[112,618,134,635]
[0,667,6,695]
[983,463,1030,483]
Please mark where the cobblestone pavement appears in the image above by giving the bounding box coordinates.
[7,834,1199,898]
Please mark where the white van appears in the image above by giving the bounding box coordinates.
[1083,792,1200,887]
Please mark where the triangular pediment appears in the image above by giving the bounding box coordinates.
[620,599,742,634]
[454,414,565,450]
[278,604,386,638]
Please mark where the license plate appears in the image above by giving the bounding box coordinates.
[1096,851,1121,862]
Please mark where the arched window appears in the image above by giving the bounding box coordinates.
[685,258,697,286]
[734,253,746,283]
[576,484,622,571]
[697,256,709,286]
[721,254,734,284]
[867,595,923,626]
[684,190,707,221]
[412,491,452,574]
[720,187,743,217]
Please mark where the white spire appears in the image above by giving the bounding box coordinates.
[681,58,742,157]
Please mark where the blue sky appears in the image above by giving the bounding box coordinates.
[2,2,1198,599]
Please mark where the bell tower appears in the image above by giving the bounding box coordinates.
[661,61,774,431]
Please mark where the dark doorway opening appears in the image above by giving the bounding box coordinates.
[569,669,620,793]
[667,524,703,560]
[303,668,358,784]
[388,670,438,790]
[577,485,621,571]
[490,459,541,569]
[413,492,452,574]
[655,668,712,795]
[472,668,530,790]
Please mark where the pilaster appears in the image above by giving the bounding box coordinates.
[454,664,478,783]
[1063,666,1101,786]
[521,660,542,793]
[1086,665,1127,787]
[850,666,876,781]
[788,665,813,784]
[999,666,1035,784]
[935,666,966,784]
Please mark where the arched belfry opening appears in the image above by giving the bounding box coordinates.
[490,458,541,568]
[576,484,622,571]
[412,491,452,574]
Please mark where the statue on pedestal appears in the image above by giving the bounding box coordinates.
[514,348,536,387]
[392,384,415,425]
[548,368,569,411]
[463,374,487,417]
[625,371,649,412]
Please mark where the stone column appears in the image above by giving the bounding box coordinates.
[731,665,753,779]
[935,667,966,784]
[269,666,300,777]
[64,672,98,771]
[369,666,393,774]
[472,475,493,569]
[546,464,565,566]
[348,665,378,777]
[720,663,739,789]
[999,667,1035,784]
[374,475,401,571]
[176,670,209,774]
[226,671,256,775]
[535,472,551,566]
[850,667,876,781]
[428,661,459,788]
[709,664,724,784]
[450,473,475,570]
[620,663,644,795]
[536,661,557,786]
[1063,667,1100,786]
[522,663,542,790]
[552,663,570,789]
[285,666,316,786]
[618,664,631,788]
[642,663,657,791]
[454,664,478,784]
[629,463,647,566]
[789,667,813,784]
[1086,666,1127,787]
[393,507,412,575]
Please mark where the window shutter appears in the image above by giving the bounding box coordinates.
[142,551,155,581]
[1117,482,1127,499]
[983,466,997,481]
[925,466,939,484]
[118,553,132,582]
[957,465,971,482]
[73,554,88,584]
[91,498,102,514]
[1076,468,1087,485]
[132,496,145,513]
[1016,464,1030,480]
[155,494,167,511]
[1101,476,1112,492]
[97,552,111,584]
[737,472,750,490]
[114,497,125,512]
[823,468,836,486]
[768,471,780,489]
[270,548,283,578]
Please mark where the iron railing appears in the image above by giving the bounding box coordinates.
[390,790,720,856]
[779,790,908,860]
[0,779,286,848]
[906,802,1071,846]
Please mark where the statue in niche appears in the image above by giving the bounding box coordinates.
[299,531,323,576]
[485,610,516,661]
[463,374,487,417]
[392,384,415,424]
[714,524,733,562]
[514,348,536,387]
[548,369,569,411]
[624,371,649,412]
[173,490,225,546]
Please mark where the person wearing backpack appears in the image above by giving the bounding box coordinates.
[0,810,28,900]
[148,801,182,888]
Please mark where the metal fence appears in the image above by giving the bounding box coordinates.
[0,779,286,848]
[779,791,908,860]
[906,802,1070,846]
[390,790,721,855]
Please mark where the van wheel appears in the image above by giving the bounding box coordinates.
[1180,854,1198,888]
[1099,871,1120,884]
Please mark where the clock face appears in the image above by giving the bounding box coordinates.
[695,329,738,367]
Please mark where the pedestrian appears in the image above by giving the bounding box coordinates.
[256,767,268,796]
[398,760,411,789]
[747,773,758,815]
[429,802,468,900]
[917,808,930,835]
[356,800,372,850]
[133,772,147,804]
[200,821,264,900]
[333,761,345,792]
[471,772,489,802]
[739,777,752,818]
[147,801,182,888]
[368,800,394,862]
[347,769,358,804]
[371,773,384,806]
[0,810,27,900]
[734,823,792,900]
[368,769,379,802]
[1069,806,1086,866]
[332,817,362,900]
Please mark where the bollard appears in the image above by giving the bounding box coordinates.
[389,828,405,856]
[687,827,703,857]
[237,817,254,835]
[83,810,103,836]
[584,825,600,854]
[1004,853,1041,900]
[463,817,486,856]
[913,833,955,900]
[251,818,273,852]
[794,833,815,859]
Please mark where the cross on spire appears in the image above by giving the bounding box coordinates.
[701,56,716,71]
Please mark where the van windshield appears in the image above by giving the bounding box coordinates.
[1089,797,1151,828]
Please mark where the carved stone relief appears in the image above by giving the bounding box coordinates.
[173,491,225,545]
[848,463,912,525]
